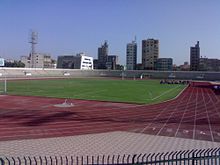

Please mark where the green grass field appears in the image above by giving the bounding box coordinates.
[5,78,186,104]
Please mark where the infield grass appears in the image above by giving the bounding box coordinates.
[6,78,186,104]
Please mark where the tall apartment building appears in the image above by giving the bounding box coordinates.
[190,41,200,71]
[98,41,108,69]
[126,41,137,70]
[142,39,159,70]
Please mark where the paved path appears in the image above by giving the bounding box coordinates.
[1,131,219,157]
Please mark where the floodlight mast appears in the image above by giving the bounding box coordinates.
[29,30,38,68]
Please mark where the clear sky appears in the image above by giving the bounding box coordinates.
[0,0,220,65]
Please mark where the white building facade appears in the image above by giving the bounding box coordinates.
[80,55,93,70]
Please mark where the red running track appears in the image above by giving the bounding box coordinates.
[0,84,220,142]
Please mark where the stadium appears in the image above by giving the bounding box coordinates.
[0,68,220,164]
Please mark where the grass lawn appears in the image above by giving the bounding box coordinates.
[5,78,186,104]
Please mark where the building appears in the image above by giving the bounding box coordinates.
[79,54,93,70]
[106,55,118,70]
[93,59,99,69]
[98,41,108,69]
[126,41,137,70]
[142,38,159,70]
[57,53,93,70]
[21,56,30,67]
[190,41,200,71]
[156,58,173,71]
[21,53,54,68]
[179,62,190,71]
[57,55,76,69]
[0,58,4,67]
[199,58,220,71]
[136,63,143,70]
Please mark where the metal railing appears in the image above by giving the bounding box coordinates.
[1,148,220,165]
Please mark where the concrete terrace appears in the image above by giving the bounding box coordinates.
[0,131,219,157]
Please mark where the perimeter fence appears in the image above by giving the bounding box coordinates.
[0,148,220,165]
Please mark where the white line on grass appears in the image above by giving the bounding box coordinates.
[150,85,181,101]
[72,89,107,97]
[148,91,153,99]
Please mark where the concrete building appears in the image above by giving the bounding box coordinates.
[80,54,93,70]
[179,62,190,71]
[156,58,173,71]
[93,59,99,69]
[126,41,137,70]
[21,53,54,68]
[142,39,159,70]
[199,58,220,71]
[57,53,93,70]
[190,41,200,71]
[106,55,118,70]
[20,56,30,67]
[98,41,108,69]
[0,58,4,67]
[57,55,76,69]
[136,63,143,70]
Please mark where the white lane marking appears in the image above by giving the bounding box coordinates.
[151,85,181,101]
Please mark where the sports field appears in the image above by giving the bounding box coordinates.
[5,78,185,104]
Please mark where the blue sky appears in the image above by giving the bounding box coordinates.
[0,0,220,65]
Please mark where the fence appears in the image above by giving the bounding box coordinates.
[0,148,220,165]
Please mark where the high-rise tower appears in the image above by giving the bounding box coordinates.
[126,40,137,70]
[190,41,200,71]
[98,41,108,69]
[142,38,159,70]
